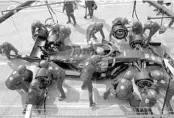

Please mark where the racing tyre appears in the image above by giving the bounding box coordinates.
[129,35,145,49]
[112,25,128,40]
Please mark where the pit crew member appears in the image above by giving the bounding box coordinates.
[109,17,129,40]
[86,22,106,44]
[80,47,105,107]
[50,23,71,47]
[103,71,141,109]
[31,20,49,41]
[39,60,66,101]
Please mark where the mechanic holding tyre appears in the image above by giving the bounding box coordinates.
[129,20,162,49]
[86,22,106,44]
[109,17,130,41]
[103,71,141,110]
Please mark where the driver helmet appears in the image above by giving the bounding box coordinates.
[32,20,43,28]
[132,21,143,34]
[39,60,49,68]
[17,65,27,75]
[96,47,104,55]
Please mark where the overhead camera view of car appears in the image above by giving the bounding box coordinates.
[1,0,174,118]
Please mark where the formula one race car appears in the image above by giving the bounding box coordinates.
[12,29,168,81]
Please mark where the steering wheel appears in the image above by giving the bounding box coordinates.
[95,43,113,57]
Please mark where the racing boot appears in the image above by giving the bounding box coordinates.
[22,106,27,114]
[59,95,66,101]
[66,21,71,24]
[90,102,96,107]
[103,89,111,100]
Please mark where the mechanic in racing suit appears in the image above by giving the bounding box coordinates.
[0,42,19,60]
[31,20,49,41]
[128,21,144,44]
[84,0,97,19]
[103,71,141,109]
[139,88,157,114]
[109,17,129,41]
[80,47,104,107]
[86,22,106,44]
[50,23,71,47]
[5,65,33,93]
[129,20,161,49]
[39,60,66,101]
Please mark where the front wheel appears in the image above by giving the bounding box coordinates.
[112,25,128,40]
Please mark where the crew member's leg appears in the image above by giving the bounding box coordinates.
[4,50,11,59]
[66,12,71,24]
[86,79,95,107]
[70,12,77,25]
[57,73,66,101]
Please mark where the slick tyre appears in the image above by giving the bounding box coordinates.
[112,25,128,40]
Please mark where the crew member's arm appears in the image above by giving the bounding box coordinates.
[144,21,160,43]
[31,24,36,36]
[86,26,93,42]
[100,29,105,41]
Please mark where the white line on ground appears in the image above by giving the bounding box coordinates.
[0,62,8,65]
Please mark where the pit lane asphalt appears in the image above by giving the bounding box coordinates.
[0,1,174,117]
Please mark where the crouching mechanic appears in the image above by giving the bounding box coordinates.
[139,88,157,114]
[86,22,106,44]
[0,42,19,60]
[39,60,66,101]
[5,65,33,93]
[103,71,141,110]
[80,48,104,107]
[50,24,71,47]
[31,20,49,41]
